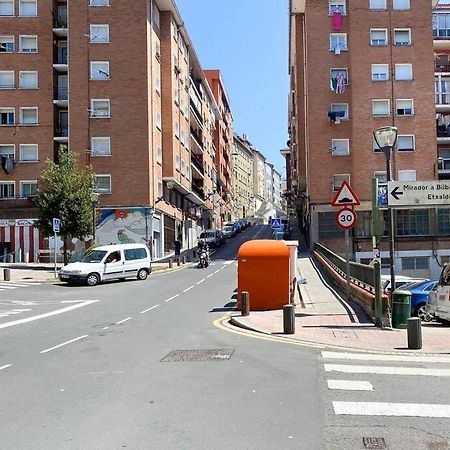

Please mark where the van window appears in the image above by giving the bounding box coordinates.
[105,251,121,263]
[440,264,450,285]
[124,248,148,261]
[81,250,107,263]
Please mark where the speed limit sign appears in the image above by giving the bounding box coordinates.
[336,207,357,230]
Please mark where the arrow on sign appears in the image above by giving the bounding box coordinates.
[390,186,404,200]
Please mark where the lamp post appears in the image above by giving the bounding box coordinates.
[373,126,398,315]
[90,191,100,245]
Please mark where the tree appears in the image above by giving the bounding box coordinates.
[36,146,94,264]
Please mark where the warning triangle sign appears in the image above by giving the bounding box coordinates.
[331,180,360,207]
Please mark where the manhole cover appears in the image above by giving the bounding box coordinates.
[161,349,234,362]
[363,437,386,449]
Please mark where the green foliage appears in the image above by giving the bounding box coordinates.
[36,146,94,240]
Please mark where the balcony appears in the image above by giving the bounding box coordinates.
[53,16,68,36]
[190,126,203,151]
[53,48,68,71]
[191,153,204,179]
[435,63,450,73]
[433,13,450,49]
[53,87,68,106]
[54,127,68,142]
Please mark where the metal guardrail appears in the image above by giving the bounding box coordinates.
[314,242,375,291]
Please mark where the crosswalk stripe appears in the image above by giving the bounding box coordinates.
[333,401,450,418]
[0,285,19,290]
[322,351,450,364]
[324,363,450,377]
[327,380,373,391]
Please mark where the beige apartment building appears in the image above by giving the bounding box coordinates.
[287,0,450,279]
[0,0,226,261]
[232,133,254,219]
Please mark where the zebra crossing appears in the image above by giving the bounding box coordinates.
[0,281,41,292]
[323,350,450,419]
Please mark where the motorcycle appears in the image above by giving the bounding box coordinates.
[197,246,210,268]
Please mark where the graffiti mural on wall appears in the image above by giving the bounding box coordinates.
[95,208,151,247]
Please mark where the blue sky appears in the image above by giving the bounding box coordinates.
[176,0,289,176]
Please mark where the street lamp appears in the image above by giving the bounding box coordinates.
[374,126,398,313]
[90,191,100,245]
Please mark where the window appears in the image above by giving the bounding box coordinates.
[331,139,350,156]
[90,0,109,5]
[155,110,161,129]
[156,145,162,164]
[370,29,388,46]
[20,107,38,125]
[396,99,413,116]
[153,4,160,28]
[90,61,110,80]
[19,35,37,52]
[330,103,349,120]
[91,137,111,156]
[20,144,38,161]
[332,174,350,191]
[372,99,390,116]
[0,36,14,52]
[124,248,147,261]
[176,154,181,170]
[174,121,179,138]
[0,0,13,16]
[438,209,450,234]
[394,29,411,46]
[0,71,14,88]
[94,175,111,193]
[330,33,347,52]
[318,212,345,238]
[20,180,37,197]
[19,71,37,89]
[371,64,389,81]
[373,136,382,153]
[0,108,14,125]
[157,181,163,197]
[90,25,109,43]
[396,209,430,236]
[395,64,413,81]
[19,0,37,17]
[329,0,346,14]
[156,76,161,94]
[171,21,178,41]
[398,170,416,181]
[397,135,415,152]
[330,68,348,85]
[0,182,14,199]
[402,257,428,271]
[0,144,14,158]
[90,99,110,118]
[393,0,410,10]
[374,171,387,183]
[370,0,386,9]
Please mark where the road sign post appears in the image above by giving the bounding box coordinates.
[52,218,60,278]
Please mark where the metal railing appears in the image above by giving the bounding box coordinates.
[55,87,68,100]
[314,242,375,290]
[54,15,68,28]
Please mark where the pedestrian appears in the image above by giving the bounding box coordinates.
[174,236,182,261]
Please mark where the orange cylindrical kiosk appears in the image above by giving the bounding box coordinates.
[237,240,290,311]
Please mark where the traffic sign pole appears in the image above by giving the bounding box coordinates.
[345,229,351,302]
[54,229,57,278]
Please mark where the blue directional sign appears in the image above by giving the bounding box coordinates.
[52,218,61,233]
[271,218,282,228]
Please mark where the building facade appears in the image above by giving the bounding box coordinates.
[287,0,450,279]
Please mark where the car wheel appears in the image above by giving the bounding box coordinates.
[86,273,99,287]
[137,268,148,280]
[416,304,433,322]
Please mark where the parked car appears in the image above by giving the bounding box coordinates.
[222,225,236,238]
[381,275,429,293]
[428,263,450,324]
[59,243,151,286]
[198,229,222,248]
[400,280,438,321]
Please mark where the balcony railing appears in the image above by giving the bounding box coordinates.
[191,183,205,200]
[436,93,450,106]
[55,87,68,101]
[191,153,204,174]
[438,158,450,172]
[55,127,68,137]
[190,126,203,148]
[54,52,68,65]
[436,63,450,73]
[53,15,68,28]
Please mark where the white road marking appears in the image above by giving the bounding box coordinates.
[141,304,160,314]
[165,294,179,302]
[333,401,450,418]
[324,364,450,377]
[40,335,88,354]
[0,300,99,330]
[0,285,20,290]
[102,327,109,330]
[116,317,131,324]
[0,283,32,287]
[220,266,225,270]
[327,380,374,391]
[0,364,12,371]
[183,286,194,293]
[322,351,450,364]
[196,279,205,285]
[224,260,234,265]
[214,270,220,274]
[207,274,214,278]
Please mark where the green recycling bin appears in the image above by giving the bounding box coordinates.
[391,289,411,329]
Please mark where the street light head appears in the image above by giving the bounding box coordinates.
[373,126,398,151]
[90,191,100,202]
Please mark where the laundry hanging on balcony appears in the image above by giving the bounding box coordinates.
[332,9,343,32]
[330,72,346,94]
[1,155,14,174]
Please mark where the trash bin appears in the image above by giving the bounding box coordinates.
[392,289,411,329]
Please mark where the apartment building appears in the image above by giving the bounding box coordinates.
[287,0,450,279]
[0,0,224,261]
[204,70,233,226]
[232,133,254,219]
[252,148,267,216]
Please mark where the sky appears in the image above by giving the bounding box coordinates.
[176,0,289,176]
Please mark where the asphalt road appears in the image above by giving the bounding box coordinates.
[2,224,450,449]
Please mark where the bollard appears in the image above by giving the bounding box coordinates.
[407,317,422,350]
[3,268,11,282]
[24,251,29,264]
[283,304,295,334]
[240,291,250,316]
[182,256,186,265]
[177,258,181,267]
[168,259,173,269]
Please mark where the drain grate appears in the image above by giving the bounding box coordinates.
[161,349,234,362]
[363,437,386,449]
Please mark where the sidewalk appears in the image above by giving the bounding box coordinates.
[231,254,450,354]
[0,261,189,283]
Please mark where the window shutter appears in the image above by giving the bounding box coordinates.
[395,64,412,80]
[373,101,389,115]
[0,71,13,87]
[0,1,14,16]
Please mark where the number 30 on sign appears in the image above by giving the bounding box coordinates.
[336,207,357,230]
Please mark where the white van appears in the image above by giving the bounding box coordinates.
[59,243,151,286]
[427,264,450,323]
[380,275,428,293]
